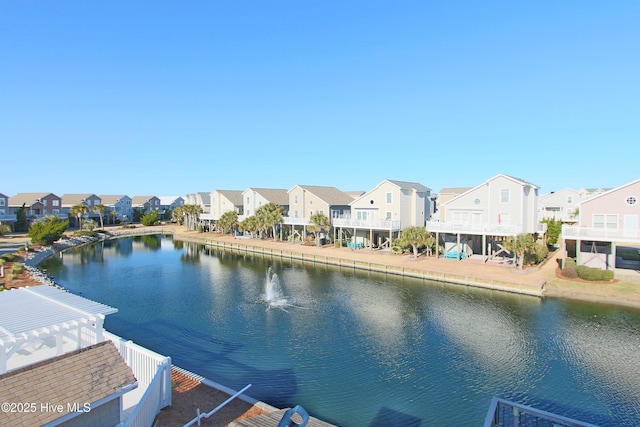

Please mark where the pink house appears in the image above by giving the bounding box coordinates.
[562,178,640,273]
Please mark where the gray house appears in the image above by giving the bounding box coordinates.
[333,179,431,250]
[100,195,133,223]
[0,192,15,227]
[538,188,580,222]
[426,174,544,259]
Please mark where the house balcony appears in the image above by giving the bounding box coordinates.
[562,225,640,243]
[332,217,402,231]
[200,213,220,221]
[426,221,547,236]
[283,217,310,226]
[0,214,16,222]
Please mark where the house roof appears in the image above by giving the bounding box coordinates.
[0,341,137,427]
[292,185,354,206]
[579,178,640,206]
[61,194,100,206]
[441,174,539,207]
[386,180,432,192]
[197,192,211,205]
[8,193,58,206]
[439,187,472,195]
[131,196,159,205]
[246,188,289,205]
[100,195,130,204]
[158,196,184,205]
[216,190,244,206]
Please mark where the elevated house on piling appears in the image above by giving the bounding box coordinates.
[200,190,244,232]
[562,178,640,276]
[333,180,432,250]
[283,185,355,242]
[426,174,545,260]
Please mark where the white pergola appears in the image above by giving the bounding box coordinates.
[0,285,117,374]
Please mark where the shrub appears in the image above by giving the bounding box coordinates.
[141,211,159,226]
[74,230,98,238]
[12,264,24,274]
[28,216,69,245]
[577,266,614,281]
[562,258,578,278]
[524,243,549,265]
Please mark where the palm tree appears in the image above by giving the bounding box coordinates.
[503,233,535,269]
[218,211,239,234]
[239,215,258,238]
[93,204,108,229]
[109,211,119,225]
[70,204,89,230]
[255,202,284,241]
[308,212,332,246]
[397,226,431,258]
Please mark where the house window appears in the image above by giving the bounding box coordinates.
[385,211,392,220]
[0,199,4,206]
[386,192,392,204]
[42,199,48,206]
[294,210,299,218]
[567,196,573,204]
[626,196,637,206]
[294,195,298,204]
[0,209,4,215]
[500,189,510,204]
[52,209,60,215]
[593,214,618,229]
[309,210,313,216]
[357,211,368,221]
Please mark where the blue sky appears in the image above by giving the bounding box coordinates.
[2,1,639,197]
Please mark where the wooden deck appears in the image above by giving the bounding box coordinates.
[229,408,336,427]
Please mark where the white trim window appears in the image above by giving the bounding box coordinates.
[500,189,510,204]
[294,195,298,205]
[386,192,392,204]
[567,196,573,204]
[385,211,392,220]
[356,211,368,221]
[0,199,4,206]
[593,214,618,229]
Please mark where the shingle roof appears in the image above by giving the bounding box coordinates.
[294,185,354,206]
[61,194,99,206]
[248,188,289,205]
[386,180,432,192]
[439,187,472,195]
[0,341,137,427]
[131,196,158,205]
[217,190,244,206]
[8,193,57,206]
[99,195,130,204]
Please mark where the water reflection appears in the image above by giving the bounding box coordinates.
[41,235,640,427]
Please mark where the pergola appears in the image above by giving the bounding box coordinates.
[0,285,117,374]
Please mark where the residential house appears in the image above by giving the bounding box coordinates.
[562,178,640,274]
[333,180,432,249]
[185,192,211,214]
[426,174,543,259]
[132,196,161,215]
[242,188,289,219]
[284,185,354,242]
[0,285,171,426]
[100,195,133,223]
[538,188,581,222]
[61,193,102,226]
[431,187,472,221]
[8,193,63,219]
[159,196,184,220]
[0,192,15,227]
[579,187,611,201]
[200,190,244,232]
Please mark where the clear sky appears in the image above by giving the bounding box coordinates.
[2,1,639,197]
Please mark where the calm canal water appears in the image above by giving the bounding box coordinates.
[40,235,640,426]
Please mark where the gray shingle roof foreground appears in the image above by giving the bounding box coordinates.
[0,341,137,427]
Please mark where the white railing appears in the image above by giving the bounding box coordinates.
[183,383,252,427]
[484,397,599,427]
[562,225,640,243]
[105,332,172,412]
[0,214,16,222]
[426,221,519,235]
[332,218,402,230]
[200,213,220,221]
[282,217,310,225]
[123,360,171,427]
